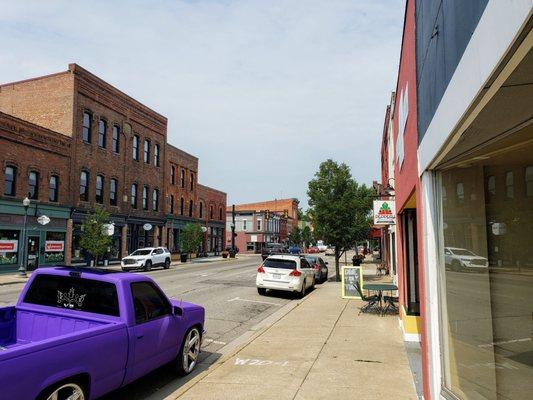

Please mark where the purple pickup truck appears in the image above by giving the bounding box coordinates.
[0,267,205,400]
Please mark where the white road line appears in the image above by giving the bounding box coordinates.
[478,337,531,348]
[227,296,282,306]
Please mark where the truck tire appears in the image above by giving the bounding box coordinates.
[174,326,202,376]
[144,260,152,272]
[39,381,87,400]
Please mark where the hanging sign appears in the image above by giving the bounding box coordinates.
[37,215,51,225]
[45,241,64,252]
[0,240,18,252]
[373,200,396,225]
[341,266,363,299]
[143,223,153,231]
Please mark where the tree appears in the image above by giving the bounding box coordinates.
[307,159,374,280]
[180,223,204,259]
[79,206,113,266]
[288,226,302,246]
[301,225,313,248]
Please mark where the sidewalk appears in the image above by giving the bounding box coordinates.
[170,273,417,399]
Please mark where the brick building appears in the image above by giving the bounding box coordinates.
[0,64,168,263]
[198,184,226,254]
[232,198,299,230]
[165,144,199,251]
[0,112,72,272]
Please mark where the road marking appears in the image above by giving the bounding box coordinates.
[478,337,531,348]
[227,297,282,306]
[235,357,289,366]
[204,338,227,345]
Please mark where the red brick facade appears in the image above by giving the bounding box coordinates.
[198,184,227,253]
[166,145,198,218]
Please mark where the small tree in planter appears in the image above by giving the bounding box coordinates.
[79,206,113,267]
[180,223,203,262]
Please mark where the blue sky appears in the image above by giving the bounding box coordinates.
[0,0,404,208]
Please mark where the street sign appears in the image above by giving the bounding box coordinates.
[341,266,363,299]
[37,215,51,225]
[373,200,396,225]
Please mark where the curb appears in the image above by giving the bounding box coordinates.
[161,286,322,400]
[0,279,28,287]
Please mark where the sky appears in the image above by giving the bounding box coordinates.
[0,0,404,208]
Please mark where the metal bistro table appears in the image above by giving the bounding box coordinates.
[363,283,398,316]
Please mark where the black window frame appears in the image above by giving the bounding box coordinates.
[80,170,89,202]
[170,194,174,214]
[153,189,159,211]
[180,169,185,188]
[82,111,92,143]
[112,125,120,153]
[190,172,194,191]
[154,144,160,167]
[110,178,117,206]
[180,197,184,215]
[28,170,39,200]
[171,166,175,185]
[4,165,16,196]
[95,175,104,204]
[189,200,193,217]
[131,183,138,209]
[130,281,171,324]
[199,201,203,219]
[98,119,107,149]
[142,185,149,210]
[143,139,150,164]
[49,175,59,202]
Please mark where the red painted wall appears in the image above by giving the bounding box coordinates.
[392,1,430,399]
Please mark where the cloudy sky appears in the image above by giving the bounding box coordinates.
[0,0,403,208]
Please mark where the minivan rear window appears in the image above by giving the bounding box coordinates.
[264,259,296,269]
[24,274,120,316]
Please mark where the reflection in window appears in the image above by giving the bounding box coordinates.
[49,175,58,202]
[153,189,159,211]
[28,171,39,199]
[144,140,150,164]
[110,178,117,206]
[456,182,464,201]
[82,111,91,143]
[98,119,107,148]
[4,166,16,196]
[527,166,533,197]
[133,135,139,160]
[112,125,120,153]
[505,171,514,198]
[131,184,138,209]
[80,171,89,201]
[487,176,496,196]
[95,175,104,203]
[142,186,148,210]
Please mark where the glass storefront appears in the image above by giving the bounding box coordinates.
[44,231,66,264]
[0,230,19,266]
[438,134,533,399]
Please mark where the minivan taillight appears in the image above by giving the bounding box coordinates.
[289,269,302,277]
[257,266,265,273]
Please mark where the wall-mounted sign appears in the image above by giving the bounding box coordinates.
[341,266,363,299]
[37,215,51,225]
[143,223,153,231]
[373,200,396,225]
[45,241,64,252]
[491,222,507,236]
[0,240,18,252]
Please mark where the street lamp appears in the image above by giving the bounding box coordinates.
[18,196,31,277]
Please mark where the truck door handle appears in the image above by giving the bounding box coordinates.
[137,335,144,339]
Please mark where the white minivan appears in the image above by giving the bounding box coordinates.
[256,255,315,298]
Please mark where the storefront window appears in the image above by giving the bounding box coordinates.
[0,230,19,265]
[438,137,533,399]
[71,223,85,263]
[44,232,65,264]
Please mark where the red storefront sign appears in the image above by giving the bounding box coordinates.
[0,240,18,252]
[45,241,64,252]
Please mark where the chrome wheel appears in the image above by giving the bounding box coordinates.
[46,383,85,400]
[182,328,201,373]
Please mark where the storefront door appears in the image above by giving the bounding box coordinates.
[27,236,40,271]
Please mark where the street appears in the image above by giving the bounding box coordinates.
[0,254,336,399]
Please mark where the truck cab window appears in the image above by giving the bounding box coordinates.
[131,281,171,324]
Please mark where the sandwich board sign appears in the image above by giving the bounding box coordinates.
[373,200,395,225]
[341,266,363,299]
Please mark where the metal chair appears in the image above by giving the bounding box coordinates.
[382,294,399,314]
[355,281,380,315]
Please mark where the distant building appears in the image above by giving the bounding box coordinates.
[231,198,299,229]
[198,184,226,254]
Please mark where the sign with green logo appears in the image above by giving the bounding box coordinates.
[373,200,395,225]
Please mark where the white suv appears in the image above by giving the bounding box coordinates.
[121,247,171,271]
[256,255,315,298]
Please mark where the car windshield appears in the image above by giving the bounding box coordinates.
[24,274,120,316]
[131,249,152,256]
[305,256,317,263]
[263,259,296,269]
[451,249,475,256]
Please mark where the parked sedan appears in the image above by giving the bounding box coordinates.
[304,255,329,283]
[444,247,488,271]
[121,247,171,271]
[256,255,315,298]
[325,246,335,256]
[307,246,319,254]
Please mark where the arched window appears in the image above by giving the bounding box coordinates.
[143,140,150,164]
[110,178,117,206]
[3,166,16,196]
[131,184,138,208]
[142,186,149,210]
[219,207,223,220]
[170,195,174,214]
[95,175,104,203]
[199,202,203,218]
[80,171,89,201]
[49,175,58,202]
[132,135,139,160]
[456,182,464,201]
[170,166,175,184]
[28,171,39,199]
[152,189,159,211]
[112,125,120,153]
[98,119,107,148]
[210,206,213,220]
[190,172,194,191]
[189,200,193,217]
[82,111,91,143]
[180,197,184,215]
[154,144,160,167]
[180,169,185,188]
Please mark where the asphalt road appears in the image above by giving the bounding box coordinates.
[0,254,336,399]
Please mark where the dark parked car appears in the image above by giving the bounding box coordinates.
[261,243,287,260]
[304,255,329,283]
[0,267,205,400]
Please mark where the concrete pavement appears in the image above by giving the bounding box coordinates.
[166,272,417,399]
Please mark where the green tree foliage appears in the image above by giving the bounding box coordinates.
[289,226,302,245]
[181,223,204,257]
[301,225,313,248]
[307,159,374,280]
[79,206,113,266]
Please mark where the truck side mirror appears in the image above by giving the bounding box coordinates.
[173,306,183,317]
